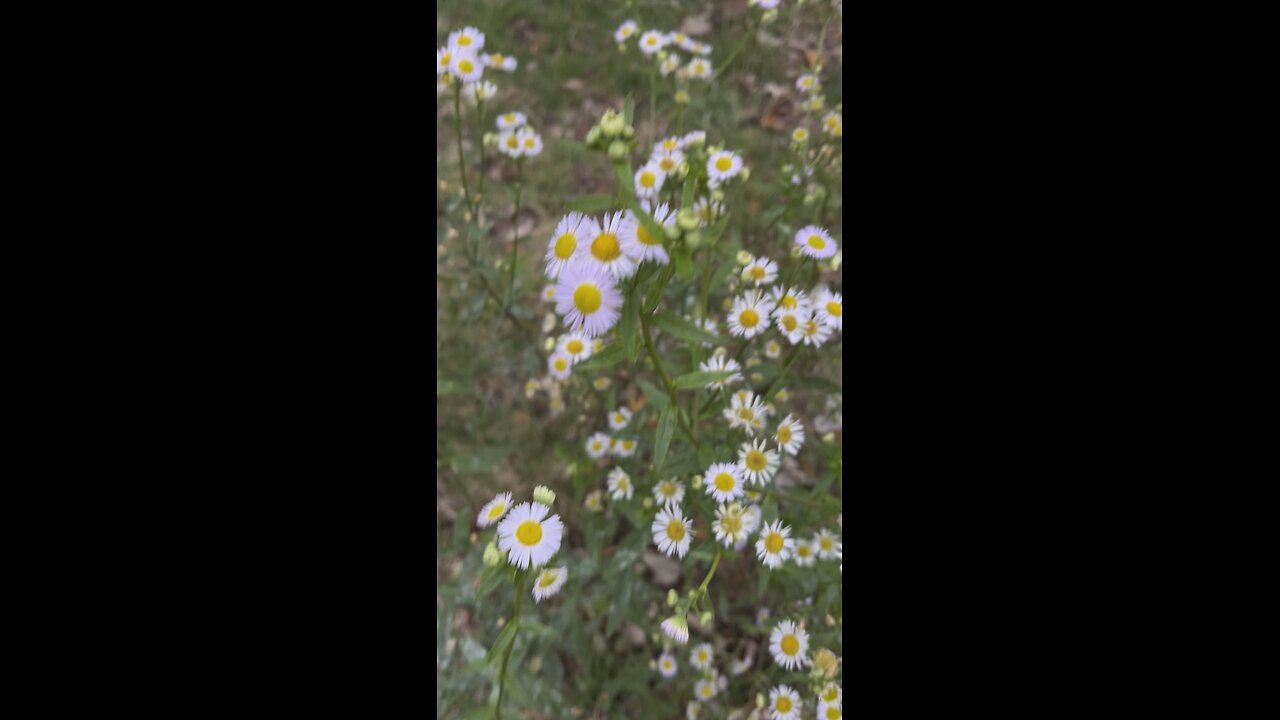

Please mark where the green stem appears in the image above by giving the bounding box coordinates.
[496,572,525,720]
[639,311,700,449]
[814,9,836,72]
[765,345,803,399]
[453,84,474,215]
[507,158,524,308]
[477,100,487,215]
[697,549,722,595]
[783,255,809,291]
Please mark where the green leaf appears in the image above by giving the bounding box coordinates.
[576,343,625,371]
[673,369,733,389]
[653,311,723,345]
[437,378,465,396]
[623,95,635,125]
[681,175,695,211]
[792,375,842,394]
[620,284,640,362]
[704,212,731,246]
[485,617,519,665]
[637,379,671,411]
[565,194,615,214]
[614,160,635,202]
[654,405,675,472]
[476,564,508,600]
[645,264,675,313]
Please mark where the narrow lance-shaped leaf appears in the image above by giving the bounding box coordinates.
[654,405,675,473]
[652,311,724,345]
[673,369,735,390]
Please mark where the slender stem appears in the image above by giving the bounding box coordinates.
[453,84,474,214]
[495,572,525,720]
[477,100,487,216]
[649,64,658,148]
[640,311,700,449]
[783,255,809,291]
[765,345,803,398]
[507,158,524,308]
[814,9,836,72]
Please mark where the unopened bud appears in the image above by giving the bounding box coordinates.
[823,431,836,444]
[664,223,682,240]
[544,337,556,352]
[483,541,501,567]
[586,126,601,146]
[736,250,753,265]
[674,90,690,104]
[740,167,751,181]
[622,125,635,139]
[699,611,713,625]
[533,485,556,507]
[756,693,765,708]
[668,589,678,606]
[685,230,703,248]
[643,497,654,509]
[601,111,625,137]
[710,189,724,202]
[676,208,699,231]
[483,132,497,147]
[608,141,627,159]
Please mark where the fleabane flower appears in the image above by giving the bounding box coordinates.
[497,111,527,131]
[792,538,816,567]
[727,290,776,339]
[660,53,682,76]
[496,501,564,570]
[608,406,633,430]
[816,290,843,330]
[707,150,742,183]
[544,212,588,278]
[497,129,523,158]
[621,201,674,265]
[769,619,809,670]
[794,225,837,259]
[738,438,780,485]
[652,502,693,558]
[634,161,666,200]
[654,136,683,154]
[724,390,770,434]
[466,80,497,103]
[774,414,806,455]
[531,566,568,603]
[765,339,782,359]
[638,30,668,55]
[799,316,832,347]
[686,57,712,79]
[690,642,714,671]
[615,20,638,43]
[698,354,743,391]
[796,73,820,93]
[651,148,685,175]
[769,685,802,720]
[814,529,842,560]
[517,127,543,157]
[556,331,593,364]
[449,52,484,83]
[756,520,794,569]
[775,306,808,344]
[703,462,746,503]
[661,614,689,644]
[483,52,518,72]
[586,431,612,459]
[436,47,453,76]
[608,467,634,500]
[584,490,604,512]
[477,491,513,528]
[695,196,724,225]
[554,260,623,337]
[823,111,843,135]
[819,683,842,708]
[613,437,639,457]
[817,702,843,720]
[448,27,485,53]
[741,255,779,285]
[712,503,750,547]
[579,213,637,280]
[548,350,573,380]
[658,652,679,678]
[770,286,813,319]
[694,678,717,701]
[653,478,686,505]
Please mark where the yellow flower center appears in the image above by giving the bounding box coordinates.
[738,408,754,422]
[504,113,515,123]
[765,532,785,554]
[622,440,635,450]
[618,477,630,490]
[804,320,818,335]
[440,52,451,66]
[715,157,732,172]
[714,472,735,492]
[487,504,506,519]
[663,139,678,151]
[827,116,839,128]
[491,54,503,64]
[745,450,767,471]
[553,232,577,259]
[694,62,706,73]
[591,233,621,261]
[659,157,675,172]
[778,426,792,443]
[739,309,759,327]
[660,481,676,497]
[782,315,798,331]
[506,135,519,148]
[554,358,567,371]
[636,223,661,246]
[524,137,536,148]
[516,520,543,546]
[666,519,686,541]
[794,129,808,141]
[776,697,793,713]
[538,572,558,588]
[720,514,741,534]
[592,441,602,450]
[822,687,838,702]
[646,36,657,45]
[567,339,584,354]
[458,59,474,73]
[780,633,799,655]
[574,283,602,313]
[700,685,712,698]
[781,294,797,309]
[827,301,842,316]
[801,77,812,87]
[798,544,811,557]
[639,171,657,188]
[458,35,473,47]
[821,538,833,550]
[749,266,765,280]
[807,234,826,250]
[826,708,841,720]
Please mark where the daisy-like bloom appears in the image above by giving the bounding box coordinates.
[614,437,638,457]
[724,390,770,434]
[578,213,637,280]
[660,53,682,76]
[768,619,809,670]
[694,678,717,702]
[483,52,518,72]
[620,201,674,265]
[658,652,678,678]
[607,467,634,500]
[652,503,693,558]
[638,29,667,55]
[712,503,750,547]
[518,128,543,157]
[698,354,743,391]
[592,376,611,390]
[769,685,802,720]
[448,27,485,53]
[661,614,689,644]
[792,538,816,567]
[689,642,713,671]
[741,255,779,286]
[799,316,833,347]
[436,47,453,76]
[730,653,752,676]
[608,406,633,430]
[727,290,776,339]
[584,490,603,512]
[585,431,612,459]
[818,683,842,708]
[756,520,795,569]
[543,212,587,278]
[651,148,685,175]
[770,286,813,319]
[614,19,638,43]
[816,290,843,330]
[823,111,843,135]
[653,477,686,505]
[634,161,666,201]
[795,225,838,259]
[707,151,742,184]
[703,462,746,503]
[466,81,497,104]
[476,491,513,528]
[791,127,810,144]
[654,136,683,154]
[686,57,712,79]
[448,52,484,83]
[738,438,780,485]
[531,566,568,603]
[817,702,843,720]
[556,331,594,364]
[548,350,573,380]
[796,73,820,93]
[764,339,782,359]
[774,414,806,455]
[497,111,527,130]
[554,260,623,337]
[497,129,523,158]
[814,529,842,560]
[496,502,564,570]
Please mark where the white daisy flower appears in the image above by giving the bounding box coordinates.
[436,47,453,76]
[799,316,832,347]
[620,201,674,265]
[548,350,573,380]
[651,148,685,175]
[775,307,808,344]
[483,52,518,72]
[634,161,666,200]
[686,57,712,79]
[660,53,682,76]
[497,111,528,131]
[608,406,633,430]
[497,129,523,158]
[654,136,683,154]
[764,339,782,359]
[448,27,485,53]
[741,255,779,285]
[694,678,717,702]
[712,503,750,547]
[554,261,623,337]
[653,503,693,558]
[556,331,594,364]
[703,462,746,503]
[496,502,564,570]
[690,642,714,671]
[794,225,837,259]
[814,529,842,560]
[448,52,484,83]
[466,80,497,103]
[586,431,612,459]
[774,414,805,455]
[757,0,782,8]
[518,128,543,157]
[792,538,816,567]
[543,212,588,278]
[584,490,603,512]
[694,196,724,225]
[816,290,843,330]
[818,683,842,708]
[614,20,638,43]
[790,127,810,144]
[638,30,668,55]
[682,130,706,147]
[796,73,820,93]
[817,702,843,720]
[541,285,558,302]
[756,520,794,569]
[652,478,686,505]
[768,619,809,670]
[661,614,689,644]
[731,653,753,676]
[707,150,742,183]
[608,467,634,500]
[770,286,813,319]
[476,491,513,528]
[613,437,639,457]
[658,652,679,678]
[769,685,802,720]
[724,390,770,434]
[698,355,743,391]
[531,566,568,603]
[727,290,776,339]
[738,438,780,485]
[823,111,843,135]
[579,213,637,280]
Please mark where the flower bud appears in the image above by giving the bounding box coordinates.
[676,161,690,179]
[736,250,753,266]
[601,111,626,137]
[790,246,803,258]
[544,337,556,352]
[756,693,765,709]
[664,223,682,240]
[699,610,713,625]
[542,313,556,333]
[740,167,751,181]
[692,475,703,489]
[803,194,816,206]
[676,208,699,231]
[822,431,836,444]
[608,141,628,159]
[622,125,635,139]
[643,497,654,509]
[483,541,501,567]
[586,126,602,146]
[675,90,690,104]
[710,189,724,202]
[830,251,842,271]
[533,485,557,507]
[685,230,703,248]
[483,132,497,147]
[762,9,779,24]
